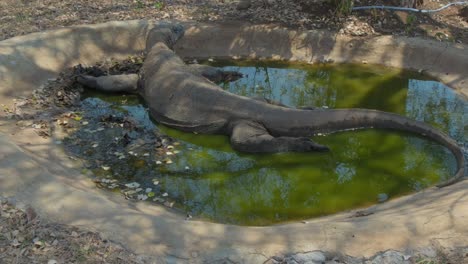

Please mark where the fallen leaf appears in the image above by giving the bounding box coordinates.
[11,239,21,247]
[125,182,140,188]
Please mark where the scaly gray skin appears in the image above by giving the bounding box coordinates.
[77,23,465,187]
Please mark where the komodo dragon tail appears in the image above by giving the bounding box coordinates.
[267,108,465,187]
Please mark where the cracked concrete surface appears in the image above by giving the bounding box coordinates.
[0,20,467,263]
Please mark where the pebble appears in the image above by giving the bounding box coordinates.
[378,193,389,203]
[290,251,326,263]
[365,250,410,264]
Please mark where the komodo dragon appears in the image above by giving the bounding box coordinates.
[77,23,465,187]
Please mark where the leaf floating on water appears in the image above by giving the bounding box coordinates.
[125,182,140,188]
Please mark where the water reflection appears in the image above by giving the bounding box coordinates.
[82,63,466,225]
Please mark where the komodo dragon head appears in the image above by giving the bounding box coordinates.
[145,23,185,52]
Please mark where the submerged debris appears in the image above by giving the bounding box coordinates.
[11,55,182,212]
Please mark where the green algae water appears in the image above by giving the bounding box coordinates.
[74,62,467,226]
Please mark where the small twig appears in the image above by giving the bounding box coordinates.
[352,1,468,13]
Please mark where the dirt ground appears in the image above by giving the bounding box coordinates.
[1,0,467,263]
[0,0,467,43]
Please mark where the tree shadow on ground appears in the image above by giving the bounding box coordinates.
[0,19,467,262]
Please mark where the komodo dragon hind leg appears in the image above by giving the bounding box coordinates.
[76,74,139,93]
[229,120,329,153]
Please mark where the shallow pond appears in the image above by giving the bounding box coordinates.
[69,62,467,226]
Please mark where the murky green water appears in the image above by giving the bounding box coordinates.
[74,62,467,226]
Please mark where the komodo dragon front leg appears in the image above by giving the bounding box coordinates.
[76,64,242,93]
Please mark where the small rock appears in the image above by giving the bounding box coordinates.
[378,193,388,203]
[137,194,148,201]
[367,250,410,264]
[163,201,174,207]
[291,251,326,263]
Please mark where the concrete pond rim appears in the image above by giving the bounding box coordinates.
[0,20,467,262]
